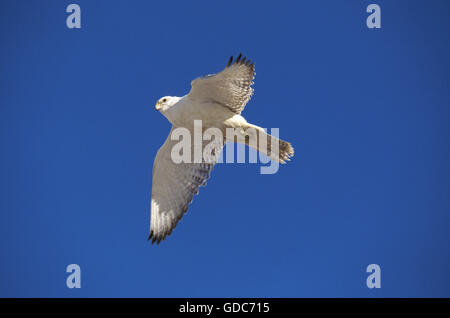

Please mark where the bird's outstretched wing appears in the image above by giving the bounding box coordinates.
[188,53,255,114]
[149,128,222,244]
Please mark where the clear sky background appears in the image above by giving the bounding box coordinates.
[1,0,449,297]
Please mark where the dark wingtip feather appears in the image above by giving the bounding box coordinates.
[149,229,168,245]
[236,53,242,63]
[227,56,233,67]
[228,53,255,68]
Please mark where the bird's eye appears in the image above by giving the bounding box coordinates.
[162,98,167,103]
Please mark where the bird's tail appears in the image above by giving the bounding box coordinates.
[229,123,294,164]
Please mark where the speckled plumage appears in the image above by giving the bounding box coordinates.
[149,54,293,244]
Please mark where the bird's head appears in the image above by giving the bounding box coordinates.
[155,96,178,112]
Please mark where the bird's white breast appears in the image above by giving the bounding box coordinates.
[163,96,237,130]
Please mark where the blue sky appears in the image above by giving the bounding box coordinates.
[1,0,449,297]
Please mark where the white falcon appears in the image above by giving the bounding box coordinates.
[149,54,294,244]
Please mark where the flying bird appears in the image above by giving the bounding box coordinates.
[149,54,294,244]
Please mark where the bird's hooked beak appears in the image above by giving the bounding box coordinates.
[155,101,162,111]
